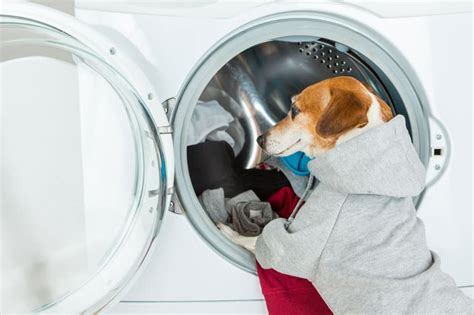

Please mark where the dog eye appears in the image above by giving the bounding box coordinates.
[290,104,300,118]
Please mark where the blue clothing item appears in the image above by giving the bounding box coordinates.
[280,152,313,176]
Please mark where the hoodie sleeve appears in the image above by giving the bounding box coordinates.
[256,187,346,280]
[256,218,328,280]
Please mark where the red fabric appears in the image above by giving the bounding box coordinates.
[257,187,332,315]
[257,263,331,315]
[266,186,300,219]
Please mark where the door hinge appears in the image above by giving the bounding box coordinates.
[158,126,173,134]
[162,97,176,119]
[168,192,184,215]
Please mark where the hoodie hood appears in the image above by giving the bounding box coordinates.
[308,115,426,197]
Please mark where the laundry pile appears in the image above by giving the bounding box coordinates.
[188,100,331,314]
[188,139,291,235]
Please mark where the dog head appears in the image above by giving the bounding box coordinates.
[257,76,393,157]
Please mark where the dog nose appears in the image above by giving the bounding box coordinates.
[257,135,266,148]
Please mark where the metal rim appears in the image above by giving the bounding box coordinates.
[173,11,431,274]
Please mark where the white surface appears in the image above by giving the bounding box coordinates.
[74,0,473,18]
[75,0,284,18]
[0,55,140,313]
[461,287,474,299]
[344,1,473,18]
[76,8,235,103]
[109,300,266,314]
[76,57,137,269]
[115,212,264,302]
[1,57,88,312]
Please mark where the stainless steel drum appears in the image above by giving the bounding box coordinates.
[200,40,397,169]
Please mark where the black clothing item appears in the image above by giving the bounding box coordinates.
[238,168,290,200]
[187,141,244,197]
[187,141,290,199]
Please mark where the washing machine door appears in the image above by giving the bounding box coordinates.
[0,3,174,313]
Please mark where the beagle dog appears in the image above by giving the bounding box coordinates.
[218,76,393,253]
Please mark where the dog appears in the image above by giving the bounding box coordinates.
[218,76,472,313]
[218,76,393,252]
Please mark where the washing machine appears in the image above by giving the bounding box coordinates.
[1,1,472,313]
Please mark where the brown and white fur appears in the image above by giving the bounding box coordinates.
[218,76,393,253]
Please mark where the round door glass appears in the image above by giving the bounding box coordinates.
[1,17,164,312]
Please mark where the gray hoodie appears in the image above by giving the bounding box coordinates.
[256,115,473,314]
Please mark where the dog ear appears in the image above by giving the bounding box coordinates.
[360,82,393,122]
[375,95,394,122]
[316,88,370,138]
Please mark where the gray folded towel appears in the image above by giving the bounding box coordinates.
[199,188,278,236]
[230,201,278,237]
[199,189,260,224]
[225,190,259,210]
